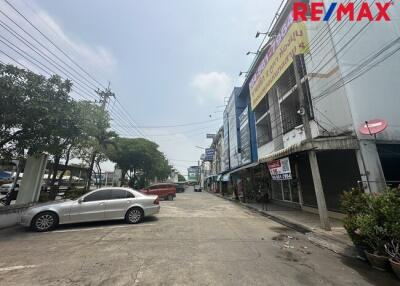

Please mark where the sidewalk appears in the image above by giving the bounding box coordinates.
[213,192,356,258]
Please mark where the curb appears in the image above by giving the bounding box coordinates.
[209,191,356,258]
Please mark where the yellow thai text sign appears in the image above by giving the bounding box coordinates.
[250,20,309,110]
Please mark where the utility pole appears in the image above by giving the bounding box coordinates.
[293,55,331,231]
[98,85,115,109]
[197,160,200,184]
[86,85,115,191]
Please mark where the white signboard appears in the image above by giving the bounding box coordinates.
[267,157,292,180]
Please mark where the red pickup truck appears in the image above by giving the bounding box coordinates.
[141,183,176,200]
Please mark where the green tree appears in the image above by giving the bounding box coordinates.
[107,137,171,188]
[0,64,74,156]
[73,100,117,190]
[0,64,92,199]
[178,173,186,182]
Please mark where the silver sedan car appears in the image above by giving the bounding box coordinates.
[20,187,160,232]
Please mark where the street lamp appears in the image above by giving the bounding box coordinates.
[239,71,249,77]
[255,31,268,38]
[246,51,258,56]
[195,145,206,150]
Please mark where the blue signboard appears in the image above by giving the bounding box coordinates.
[205,148,215,161]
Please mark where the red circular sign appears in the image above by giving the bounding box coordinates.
[359,119,388,135]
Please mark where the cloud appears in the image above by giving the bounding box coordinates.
[0,0,116,81]
[191,71,232,104]
[36,10,116,71]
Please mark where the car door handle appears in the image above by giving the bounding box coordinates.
[98,202,105,206]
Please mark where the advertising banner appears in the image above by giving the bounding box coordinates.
[239,107,251,165]
[222,111,230,171]
[187,166,199,181]
[205,148,215,161]
[267,157,292,181]
[250,16,309,110]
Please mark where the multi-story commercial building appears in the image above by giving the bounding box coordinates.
[210,127,224,176]
[244,0,400,229]
[205,0,400,230]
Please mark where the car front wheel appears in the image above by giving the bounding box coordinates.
[125,207,144,224]
[31,211,58,232]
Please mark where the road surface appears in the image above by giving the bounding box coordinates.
[0,188,397,285]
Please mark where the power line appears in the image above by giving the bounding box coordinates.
[0,17,100,96]
[0,5,150,140]
[133,117,223,129]
[20,0,108,90]
[114,98,149,139]
[0,17,103,101]
[3,0,106,90]
[0,49,96,102]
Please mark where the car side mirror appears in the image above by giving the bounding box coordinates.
[78,198,83,204]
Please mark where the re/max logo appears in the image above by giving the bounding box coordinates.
[293,2,393,22]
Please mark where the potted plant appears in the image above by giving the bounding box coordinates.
[357,213,390,271]
[342,188,400,271]
[385,240,400,279]
[341,188,369,259]
[358,188,400,271]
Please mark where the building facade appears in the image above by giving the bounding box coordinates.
[203,0,400,230]
[246,0,400,229]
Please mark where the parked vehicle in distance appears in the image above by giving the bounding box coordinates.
[20,187,160,232]
[176,183,185,193]
[194,184,202,192]
[140,183,176,200]
[0,180,21,195]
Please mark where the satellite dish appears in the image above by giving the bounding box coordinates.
[359,119,388,135]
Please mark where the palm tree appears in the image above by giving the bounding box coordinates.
[86,129,118,190]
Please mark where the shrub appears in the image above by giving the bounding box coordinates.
[341,188,369,248]
[341,188,400,255]
[341,188,368,215]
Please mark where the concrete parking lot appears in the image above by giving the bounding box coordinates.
[0,188,397,286]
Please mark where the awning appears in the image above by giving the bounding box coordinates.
[259,143,305,163]
[229,162,259,174]
[258,136,359,163]
[222,173,230,182]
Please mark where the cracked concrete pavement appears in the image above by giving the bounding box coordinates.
[0,188,398,285]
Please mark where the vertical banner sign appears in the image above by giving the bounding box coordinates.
[267,157,292,180]
[250,16,309,110]
[239,107,251,165]
[205,148,215,161]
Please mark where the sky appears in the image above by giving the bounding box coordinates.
[0,0,281,176]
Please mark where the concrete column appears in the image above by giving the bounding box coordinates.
[294,161,304,207]
[356,140,386,193]
[308,151,331,231]
[16,153,48,205]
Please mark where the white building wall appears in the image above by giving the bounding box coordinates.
[227,94,241,169]
[305,20,354,136]
[324,0,400,141]
[257,141,275,159]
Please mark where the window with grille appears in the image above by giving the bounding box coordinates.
[280,92,302,134]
